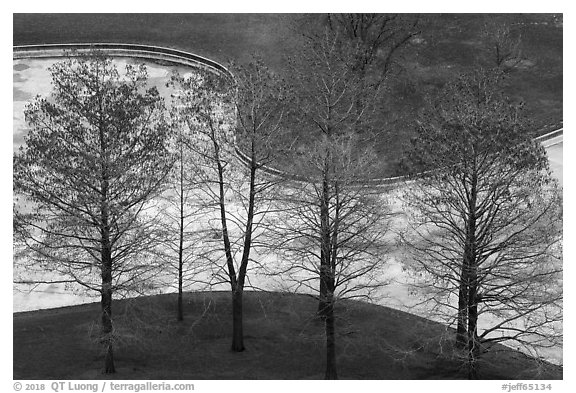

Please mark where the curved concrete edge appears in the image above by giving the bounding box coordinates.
[535,128,563,148]
[541,136,563,148]
[13,43,233,80]
[535,128,563,142]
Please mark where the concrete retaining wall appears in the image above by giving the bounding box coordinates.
[534,128,563,143]
[13,43,232,79]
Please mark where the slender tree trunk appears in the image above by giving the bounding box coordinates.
[177,262,183,321]
[211,131,243,351]
[98,103,115,374]
[99,147,115,373]
[231,288,245,352]
[177,143,186,321]
[353,66,366,136]
[456,267,468,348]
[101,250,115,374]
[104,341,115,374]
[321,208,338,380]
[324,292,337,379]
[177,213,184,321]
[465,170,479,379]
[318,265,329,317]
[177,166,185,321]
[467,285,479,380]
[318,169,331,318]
[100,201,114,374]
[230,141,257,352]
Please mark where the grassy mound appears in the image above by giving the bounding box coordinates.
[13,291,562,380]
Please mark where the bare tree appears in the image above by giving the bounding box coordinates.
[285,27,388,317]
[13,51,174,373]
[168,56,288,351]
[267,132,393,379]
[292,13,420,140]
[259,29,396,379]
[293,13,420,83]
[400,68,562,379]
[479,18,523,71]
[154,123,209,322]
[327,13,420,83]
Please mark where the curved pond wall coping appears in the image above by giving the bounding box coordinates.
[534,128,563,145]
[13,43,232,78]
[13,43,563,188]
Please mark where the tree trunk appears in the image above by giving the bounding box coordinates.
[318,170,331,318]
[466,223,479,379]
[467,288,480,380]
[231,289,245,352]
[353,65,367,136]
[101,260,115,374]
[104,342,115,374]
[317,265,329,318]
[462,170,478,357]
[177,277,183,322]
[177,218,184,321]
[99,116,115,374]
[324,293,337,380]
[177,147,185,322]
[456,274,468,348]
